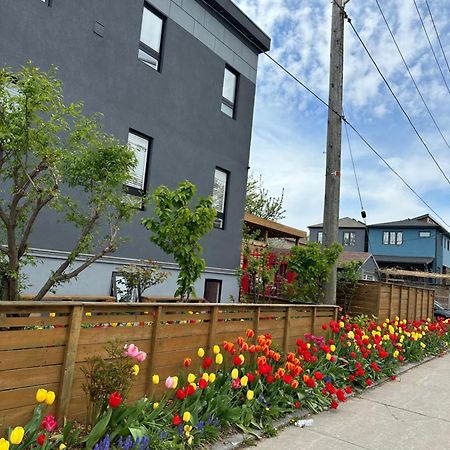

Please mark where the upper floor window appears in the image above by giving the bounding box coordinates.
[383,231,403,246]
[221,67,238,118]
[212,168,229,229]
[138,3,164,71]
[419,231,431,238]
[317,231,323,244]
[126,130,150,197]
[343,232,356,246]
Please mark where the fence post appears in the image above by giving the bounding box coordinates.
[311,306,316,336]
[399,285,402,319]
[283,307,291,355]
[207,306,219,353]
[145,305,162,396]
[389,284,393,320]
[413,288,418,321]
[406,287,411,321]
[57,305,84,422]
[253,307,260,339]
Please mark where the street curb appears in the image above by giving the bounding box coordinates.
[210,351,448,450]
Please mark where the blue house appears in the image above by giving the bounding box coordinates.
[367,214,450,274]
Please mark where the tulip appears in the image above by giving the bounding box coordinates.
[198,378,208,389]
[213,345,220,354]
[124,343,140,358]
[131,365,139,376]
[197,347,205,358]
[183,411,191,422]
[240,375,248,387]
[246,390,254,401]
[176,388,186,400]
[0,438,9,450]
[215,353,223,365]
[172,376,178,389]
[172,415,182,426]
[231,368,239,379]
[45,390,56,406]
[108,391,122,408]
[59,444,67,450]
[208,373,216,383]
[153,402,159,409]
[136,351,147,362]
[152,374,160,385]
[36,388,48,403]
[37,434,45,446]
[41,415,57,432]
[187,373,196,383]
[202,372,209,381]
[10,427,24,445]
[184,358,192,367]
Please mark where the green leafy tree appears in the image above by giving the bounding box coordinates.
[287,242,342,304]
[141,181,215,300]
[337,260,363,314]
[0,65,137,301]
[245,174,286,222]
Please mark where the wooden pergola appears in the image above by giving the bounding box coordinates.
[380,268,450,280]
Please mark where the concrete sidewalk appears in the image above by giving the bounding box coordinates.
[251,353,450,450]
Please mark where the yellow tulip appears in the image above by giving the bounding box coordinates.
[152,374,160,385]
[213,345,220,354]
[347,331,355,339]
[330,345,336,352]
[231,368,239,379]
[326,353,332,361]
[188,436,193,445]
[187,373,196,383]
[0,438,9,450]
[183,411,191,422]
[197,347,205,358]
[393,350,399,358]
[208,373,216,383]
[202,372,209,381]
[59,445,67,450]
[153,402,159,410]
[241,375,248,387]
[131,365,139,376]
[215,353,223,365]
[239,354,245,363]
[189,382,197,391]
[10,427,24,445]
[36,388,48,403]
[339,321,344,328]
[247,390,254,401]
[172,376,178,389]
[45,390,56,405]
[420,342,426,349]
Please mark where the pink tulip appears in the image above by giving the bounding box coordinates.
[124,344,139,358]
[136,351,147,362]
[165,376,174,389]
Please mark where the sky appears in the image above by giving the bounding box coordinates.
[234,0,450,233]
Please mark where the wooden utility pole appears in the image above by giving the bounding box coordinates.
[322,0,346,305]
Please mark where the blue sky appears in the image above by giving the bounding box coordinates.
[234,0,450,232]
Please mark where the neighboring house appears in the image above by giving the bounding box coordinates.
[308,217,368,252]
[0,0,270,302]
[367,214,450,275]
[337,252,379,281]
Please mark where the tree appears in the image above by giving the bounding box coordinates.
[245,174,286,222]
[337,261,362,315]
[287,242,342,304]
[0,65,138,301]
[141,181,215,300]
[116,260,169,302]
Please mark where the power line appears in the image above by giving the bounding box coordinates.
[200,0,450,228]
[343,7,450,186]
[425,0,450,77]
[375,0,450,153]
[413,0,450,94]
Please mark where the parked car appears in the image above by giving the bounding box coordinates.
[434,301,450,319]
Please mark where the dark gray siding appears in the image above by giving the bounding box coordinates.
[0,0,258,270]
[309,227,367,252]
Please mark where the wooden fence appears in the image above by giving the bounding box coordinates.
[0,301,337,429]
[337,281,434,320]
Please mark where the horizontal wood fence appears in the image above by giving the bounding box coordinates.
[337,281,434,320]
[0,302,337,430]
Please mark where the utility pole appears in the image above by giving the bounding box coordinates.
[322,0,347,304]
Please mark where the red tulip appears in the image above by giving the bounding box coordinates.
[294,401,300,408]
[108,391,122,408]
[199,378,208,389]
[185,384,195,396]
[176,388,186,400]
[37,434,46,446]
[331,400,338,409]
[172,415,182,426]
[41,414,57,432]
[202,357,213,369]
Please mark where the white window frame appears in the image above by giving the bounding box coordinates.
[212,168,229,229]
[221,66,238,118]
[419,231,431,238]
[126,130,150,198]
[317,231,323,244]
[138,3,165,71]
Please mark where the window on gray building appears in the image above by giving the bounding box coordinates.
[138,3,164,71]
[221,67,238,118]
[126,130,150,199]
[383,231,403,245]
[343,232,356,246]
[212,168,228,229]
[317,231,323,244]
[204,279,222,302]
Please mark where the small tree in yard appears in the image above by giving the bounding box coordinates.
[337,260,363,315]
[287,242,342,304]
[0,65,137,301]
[142,181,215,301]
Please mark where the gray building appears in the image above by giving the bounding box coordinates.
[0,0,270,302]
[308,217,368,253]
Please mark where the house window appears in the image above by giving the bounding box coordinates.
[138,3,164,71]
[126,130,150,198]
[343,232,356,246]
[212,168,228,229]
[419,231,431,238]
[383,231,403,245]
[221,67,238,118]
[317,231,323,244]
[204,279,222,303]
